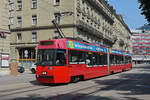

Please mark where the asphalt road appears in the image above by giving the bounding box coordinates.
[0,64,150,100]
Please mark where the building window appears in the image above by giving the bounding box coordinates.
[32,0,37,9]
[9,17,14,25]
[9,3,15,11]
[17,33,22,42]
[54,30,60,37]
[32,32,37,42]
[17,16,22,27]
[32,15,37,26]
[54,12,61,23]
[54,0,60,5]
[17,0,22,10]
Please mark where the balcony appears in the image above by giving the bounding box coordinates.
[112,35,118,43]
[119,39,125,46]
[76,20,117,44]
[76,7,82,13]
[103,34,117,44]
[127,35,131,39]
[76,20,103,38]
[86,0,114,24]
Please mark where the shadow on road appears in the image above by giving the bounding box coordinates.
[10,94,119,100]
[29,80,69,87]
[133,64,150,69]
[11,97,45,100]
[94,64,150,99]
[10,93,142,100]
[95,73,150,94]
[11,65,149,100]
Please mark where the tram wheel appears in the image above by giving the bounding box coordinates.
[71,76,82,83]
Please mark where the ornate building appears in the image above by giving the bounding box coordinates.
[10,0,131,68]
[113,14,131,52]
[0,0,10,68]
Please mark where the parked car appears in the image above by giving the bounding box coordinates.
[30,63,36,74]
[18,66,25,73]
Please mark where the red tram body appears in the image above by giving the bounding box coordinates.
[36,39,132,84]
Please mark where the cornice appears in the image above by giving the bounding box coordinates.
[10,24,76,32]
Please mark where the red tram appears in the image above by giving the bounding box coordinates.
[36,39,132,84]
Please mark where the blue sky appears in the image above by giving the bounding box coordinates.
[108,0,147,30]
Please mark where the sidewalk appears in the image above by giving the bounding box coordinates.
[0,70,10,77]
[0,69,31,77]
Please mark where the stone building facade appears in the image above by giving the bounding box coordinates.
[113,14,131,52]
[0,0,10,68]
[10,0,131,68]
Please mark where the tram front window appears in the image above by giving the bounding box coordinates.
[37,49,66,66]
[37,49,55,66]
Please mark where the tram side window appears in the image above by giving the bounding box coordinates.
[116,55,124,64]
[129,57,132,63]
[110,54,116,64]
[68,50,78,63]
[115,55,119,64]
[125,56,132,64]
[125,56,129,64]
[68,50,85,64]
[85,52,93,66]
[116,55,123,64]
[95,53,101,65]
[120,56,124,64]
[78,51,86,63]
[98,53,106,65]
[102,54,107,65]
[86,52,107,66]
[91,52,102,66]
[97,53,107,65]
[55,49,66,66]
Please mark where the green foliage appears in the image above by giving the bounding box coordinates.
[138,0,150,24]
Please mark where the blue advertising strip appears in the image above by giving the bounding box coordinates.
[110,49,124,55]
[67,40,107,53]
[125,53,131,56]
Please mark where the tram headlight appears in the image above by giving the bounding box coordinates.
[48,67,54,70]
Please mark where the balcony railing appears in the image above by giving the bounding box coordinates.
[119,39,125,46]
[86,0,114,24]
[103,34,117,44]
[76,20,103,38]
[76,20,117,44]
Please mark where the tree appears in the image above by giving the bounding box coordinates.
[138,0,150,24]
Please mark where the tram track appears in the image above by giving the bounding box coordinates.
[0,78,108,99]
[1,65,150,100]
[48,84,104,100]
[0,69,135,100]
[47,82,121,100]
[0,82,50,97]
[47,72,136,100]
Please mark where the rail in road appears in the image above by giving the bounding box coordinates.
[0,64,150,100]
